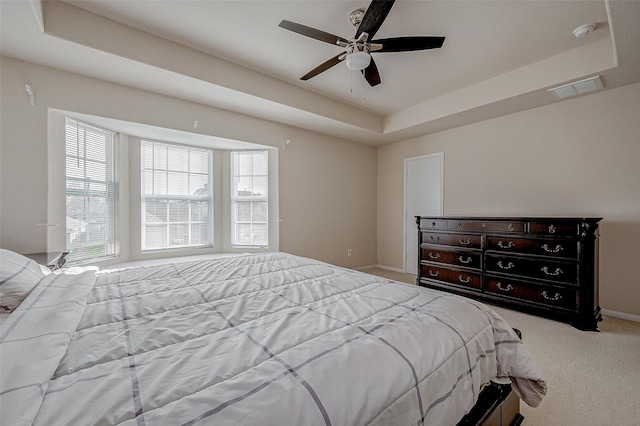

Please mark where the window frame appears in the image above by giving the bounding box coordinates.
[140,140,214,252]
[230,150,269,248]
[64,117,118,264]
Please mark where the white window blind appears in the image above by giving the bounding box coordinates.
[141,140,212,250]
[65,117,117,263]
[231,150,268,247]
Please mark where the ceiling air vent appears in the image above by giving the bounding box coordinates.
[548,75,603,99]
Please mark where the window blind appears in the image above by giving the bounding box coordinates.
[65,117,117,263]
[141,140,212,250]
[231,150,268,247]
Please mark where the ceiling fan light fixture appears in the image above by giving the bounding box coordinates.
[346,51,371,71]
[279,0,446,86]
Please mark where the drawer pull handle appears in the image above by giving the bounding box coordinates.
[496,282,513,292]
[431,221,437,228]
[541,266,563,276]
[497,261,515,270]
[429,270,440,277]
[507,223,514,231]
[459,275,472,284]
[542,291,562,301]
[429,252,440,259]
[459,239,472,246]
[542,244,563,253]
[457,222,463,229]
[548,224,557,234]
[430,236,440,242]
[497,241,515,249]
[458,256,473,264]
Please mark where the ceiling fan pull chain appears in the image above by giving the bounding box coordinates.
[350,68,353,96]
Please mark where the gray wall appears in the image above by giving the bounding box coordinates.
[378,82,640,317]
[0,56,378,268]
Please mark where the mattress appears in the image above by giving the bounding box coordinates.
[1,252,545,425]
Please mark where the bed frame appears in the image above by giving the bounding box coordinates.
[458,381,523,426]
[457,328,525,426]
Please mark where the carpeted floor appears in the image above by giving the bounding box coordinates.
[359,267,640,425]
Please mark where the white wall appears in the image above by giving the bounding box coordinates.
[0,56,377,268]
[377,82,640,317]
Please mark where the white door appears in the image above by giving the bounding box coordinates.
[404,153,444,275]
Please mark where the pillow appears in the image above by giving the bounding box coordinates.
[0,249,49,313]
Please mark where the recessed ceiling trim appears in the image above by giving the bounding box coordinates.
[548,75,604,99]
[27,0,44,33]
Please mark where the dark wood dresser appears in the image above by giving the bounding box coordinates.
[416,216,602,330]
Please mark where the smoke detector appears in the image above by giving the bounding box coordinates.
[573,23,596,38]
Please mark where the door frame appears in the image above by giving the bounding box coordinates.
[403,152,444,274]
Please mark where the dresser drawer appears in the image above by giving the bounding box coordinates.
[486,236,578,259]
[422,232,482,249]
[449,220,524,233]
[420,218,448,231]
[485,255,578,284]
[485,277,577,311]
[420,264,482,290]
[421,246,482,269]
[528,221,578,236]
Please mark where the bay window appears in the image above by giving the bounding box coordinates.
[141,140,212,250]
[230,150,268,247]
[65,117,117,263]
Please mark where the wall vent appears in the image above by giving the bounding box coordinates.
[548,75,603,99]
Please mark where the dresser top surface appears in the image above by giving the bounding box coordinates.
[416,216,602,222]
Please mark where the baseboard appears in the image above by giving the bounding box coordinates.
[354,264,408,274]
[375,264,408,274]
[354,265,378,271]
[601,309,640,323]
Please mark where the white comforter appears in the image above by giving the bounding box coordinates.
[1,252,545,425]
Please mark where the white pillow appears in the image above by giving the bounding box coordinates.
[0,249,49,313]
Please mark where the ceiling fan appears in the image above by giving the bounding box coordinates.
[278,0,445,87]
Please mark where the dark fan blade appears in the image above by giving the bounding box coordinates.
[279,20,348,46]
[301,54,344,80]
[361,58,381,87]
[372,36,445,52]
[356,0,395,40]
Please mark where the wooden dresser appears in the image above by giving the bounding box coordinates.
[416,216,602,330]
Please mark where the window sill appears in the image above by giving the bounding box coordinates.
[141,245,214,254]
[230,245,269,250]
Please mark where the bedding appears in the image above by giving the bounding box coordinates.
[0,252,545,425]
[0,249,50,314]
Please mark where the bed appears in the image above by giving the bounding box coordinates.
[1,250,545,425]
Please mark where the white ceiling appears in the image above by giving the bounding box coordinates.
[2,0,640,146]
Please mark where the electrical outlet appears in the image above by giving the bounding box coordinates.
[347,249,352,257]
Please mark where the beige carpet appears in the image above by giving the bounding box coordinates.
[360,267,640,425]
